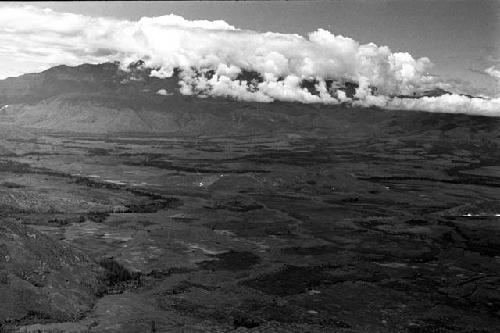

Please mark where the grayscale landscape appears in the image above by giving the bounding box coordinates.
[0,2,499,332]
[0,62,498,332]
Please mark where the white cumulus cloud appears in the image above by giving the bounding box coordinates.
[485,66,500,80]
[388,95,500,117]
[156,89,173,96]
[0,4,498,116]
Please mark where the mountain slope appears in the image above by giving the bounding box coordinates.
[0,62,180,105]
[0,63,497,136]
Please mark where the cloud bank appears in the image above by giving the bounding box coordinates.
[485,66,500,79]
[0,5,498,116]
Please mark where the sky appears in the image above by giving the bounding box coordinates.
[0,1,500,115]
[25,0,500,97]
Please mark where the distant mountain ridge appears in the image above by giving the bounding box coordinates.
[0,62,392,105]
[0,62,462,107]
[0,62,180,105]
[0,62,495,135]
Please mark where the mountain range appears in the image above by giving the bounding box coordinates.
[0,62,496,136]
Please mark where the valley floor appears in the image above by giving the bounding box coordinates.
[0,125,499,332]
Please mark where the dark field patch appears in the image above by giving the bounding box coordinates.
[206,219,296,237]
[360,174,500,188]
[408,317,461,333]
[281,244,339,256]
[97,258,141,295]
[165,298,230,324]
[43,212,108,226]
[242,265,335,296]
[87,212,109,223]
[124,159,268,174]
[232,299,301,325]
[232,314,260,329]
[0,160,34,173]
[240,150,334,166]
[48,215,84,226]
[157,280,217,296]
[125,198,181,213]
[233,298,349,326]
[449,224,500,257]
[197,251,260,271]
[0,181,25,188]
[406,219,431,226]
[351,237,440,264]
[86,147,112,156]
[71,176,122,189]
[147,267,193,279]
[205,198,263,212]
